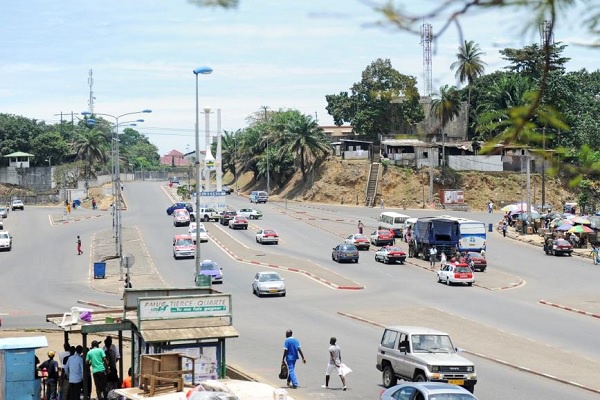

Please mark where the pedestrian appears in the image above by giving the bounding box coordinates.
[65,345,84,400]
[282,329,306,389]
[60,345,75,400]
[103,337,120,391]
[429,246,437,267]
[380,197,385,209]
[121,367,132,388]
[77,236,83,255]
[86,340,109,400]
[322,337,347,391]
[404,226,412,243]
[502,220,507,237]
[357,220,364,234]
[67,203,71,214]
[440,252,447,268]
[92,198,97,210]
[488,201,494,213]
[39,350,59,400]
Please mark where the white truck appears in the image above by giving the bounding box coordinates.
[191,208,221,222]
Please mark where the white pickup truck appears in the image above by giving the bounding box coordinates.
[191,208,221,222]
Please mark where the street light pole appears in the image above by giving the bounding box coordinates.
[266,136,270,194]
[81,110,151,280]
[193,66,213,282]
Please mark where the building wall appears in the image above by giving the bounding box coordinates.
[448,155,503,171]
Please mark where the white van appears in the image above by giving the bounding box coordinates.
[377,212,411,238]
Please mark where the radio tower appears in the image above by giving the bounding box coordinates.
[88,68,95,114]
[420,23,433,97]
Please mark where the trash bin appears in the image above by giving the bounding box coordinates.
[93,262,106,279]
[488,223,493,232]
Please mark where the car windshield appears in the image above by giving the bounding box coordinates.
[263,230,276,235]
[412,334,455,353]
[175,239,193,246]
[341,245,357,251]
[556,239,570,246]
[385,247,402,252]
[354,235,367,240]
[456,267,471,273]
[259,274,281,282]
[201,262,218,271]
[0,233,8,239]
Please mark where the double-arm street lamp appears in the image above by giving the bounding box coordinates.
[193,66,213,281]
[81,109,151,280]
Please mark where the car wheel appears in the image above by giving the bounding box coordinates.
[382,365,397,388]
[446,277,451,286]
[384,257,389,264]
[437,274,442,283]
[332,254,335,261]
[414,373,427,382]
[281,292,286,297]
[244,226,248,230]
[467,282,473,286]
[374,255,379,262]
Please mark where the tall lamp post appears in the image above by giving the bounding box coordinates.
[193,66,213,281]
[266,135,270,194]
[81,110,151,280]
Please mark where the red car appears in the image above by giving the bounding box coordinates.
[466,251,487,272]
[228,215,248,230]
[374,246,407,264]
[370,230,395,246]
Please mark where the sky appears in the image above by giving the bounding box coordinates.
[1,1,598,155]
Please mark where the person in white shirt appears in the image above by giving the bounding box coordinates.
[440,252,447,268]
[429,246,437,267]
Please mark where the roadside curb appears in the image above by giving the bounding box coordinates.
[539,299,600,319]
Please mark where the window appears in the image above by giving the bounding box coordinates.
[381,329,399,349]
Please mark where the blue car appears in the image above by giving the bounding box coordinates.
[332,244,359,263]
[196,260,223,284]
[166,202,193,215]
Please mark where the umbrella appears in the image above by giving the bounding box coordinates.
[571,216,591,225]
[550,218,573,228]
[516,211,541,220]
[545,212,565,220]
[502,203,537,213]
[556,223,574,231]
[588,216,600,230]
[567,225,594,234]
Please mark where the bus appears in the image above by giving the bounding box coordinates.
[377,212,411,238]
[438,216,487,252]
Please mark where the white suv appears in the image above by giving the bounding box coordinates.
[376,326,477,393]
[0,231,12,251]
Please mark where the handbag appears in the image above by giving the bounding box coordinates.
[278,362,289,380]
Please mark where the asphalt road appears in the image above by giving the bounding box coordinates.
[2,181,600,400]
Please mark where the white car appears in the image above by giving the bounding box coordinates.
[173,209,191,227]
[0,206,8,219]
[437,263,475,286]
[237,208,263,220]
[11,199,24,211]
[255,229,279,245]
[0,231,12,251]
[252,271,286,297]
[188,223,208,243]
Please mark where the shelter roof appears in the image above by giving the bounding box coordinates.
[4,151,34,157]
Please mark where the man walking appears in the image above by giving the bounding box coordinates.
[429,246,437,267]
[86,340,109,400]
[76,236,83,255]
[65,346,84,400]
[322,337,347,391]
[39,351,59,400]
[282,329,306,389]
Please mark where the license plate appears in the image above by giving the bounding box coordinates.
[269,289,278,293]
[448,379,464,385]
[458,274,468,278]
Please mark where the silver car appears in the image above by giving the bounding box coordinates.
[0,206,8,219]
[379,382,478,400]
[252,272,286,297]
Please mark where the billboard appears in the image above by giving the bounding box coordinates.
[440,189,465,204]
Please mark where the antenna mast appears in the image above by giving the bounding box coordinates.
[88,68,95,114]
[420,23,433,96]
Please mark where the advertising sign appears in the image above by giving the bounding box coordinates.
[139,294,231,320]
[440,190,465,204]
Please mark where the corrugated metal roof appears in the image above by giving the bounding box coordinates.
[141,325,239,342]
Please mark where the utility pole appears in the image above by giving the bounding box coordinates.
[526,150,532,233]
[261,106,270,194]
[539,20,552,212]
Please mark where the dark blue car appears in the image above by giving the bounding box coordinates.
[166,202,193,215]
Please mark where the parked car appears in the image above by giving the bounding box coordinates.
[172,234,195,259]
[252,271,286,297]
[370,230,395,246]
[196,260,223,284]
[249,190,269,203]
[255,229,279,245]
[219,210,237,225]
[169,176,180,184]
[237,208,263,220]
[379,382,478,400]
[10,199,24,211]
[344,234,370,250]
[545,239,573,256]
[466,251,487,272]
[332,244,359,263]
[376,326,477,392]
[437,263,474,286]
[0,206,9,219]
[221,185,233,194]
[188,222,208,243]
[375,246,407,264]
[228,215,248,230]
[166,202,193,215]
[173,209,191,227]
[0,231,12,251]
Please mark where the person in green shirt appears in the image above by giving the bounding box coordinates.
[85,340,109,400]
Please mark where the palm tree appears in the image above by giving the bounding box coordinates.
[450,40,486,130]
[72,128,109,189]
[283,113,331,179]
[430,85,462,165]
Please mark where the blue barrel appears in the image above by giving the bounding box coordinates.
[488,223,493,232]
[94,262,106,279]
[73,199,81,208]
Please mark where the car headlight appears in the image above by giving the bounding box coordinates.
[466,366,474,373]
[429,365,440,373]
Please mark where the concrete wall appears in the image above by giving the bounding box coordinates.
[448,155,503,171]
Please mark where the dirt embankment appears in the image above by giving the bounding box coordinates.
[243,158,574,211]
